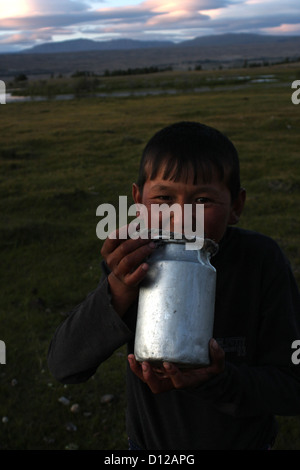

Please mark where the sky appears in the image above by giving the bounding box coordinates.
[0,0,300,53]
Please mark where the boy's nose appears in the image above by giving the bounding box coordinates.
[171,203,185,234]
[169,201,197,234]
[170,202,200,238]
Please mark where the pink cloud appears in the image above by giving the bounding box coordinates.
[0,0,300,53]
[262,23,300,34]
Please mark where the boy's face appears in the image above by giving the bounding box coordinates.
[132,166,245,243]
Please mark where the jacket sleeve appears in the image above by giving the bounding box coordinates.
[197,241,300,417]
[47,273,134,384]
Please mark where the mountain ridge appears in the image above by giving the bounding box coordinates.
[21,37,174,54]
[20,33,300,54]
[2,33,300,78]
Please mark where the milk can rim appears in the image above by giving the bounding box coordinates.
[146,229,219,256]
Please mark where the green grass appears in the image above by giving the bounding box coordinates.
[0,64,300,449]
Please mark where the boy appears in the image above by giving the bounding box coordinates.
[48,121,300,450]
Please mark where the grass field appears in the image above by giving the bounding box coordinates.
[0,63,300,450]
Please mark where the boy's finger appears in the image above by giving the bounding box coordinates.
[162,362,186,388]
[101,225,143,256]
[140,362,169,393]
[122,263,150,287]
[128,354,145,382]
[209,339,225,373]
[112,242,155,279]
[102,231,154,264]
[101,225,130,257]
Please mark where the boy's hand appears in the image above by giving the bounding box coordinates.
[101,226,156,316]
[128,339,225,393]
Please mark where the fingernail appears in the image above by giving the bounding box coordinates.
[163,362,172,370]
[142,362,148,371]
[211,338,218,350]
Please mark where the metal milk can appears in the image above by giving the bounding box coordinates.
[134,236,218,368]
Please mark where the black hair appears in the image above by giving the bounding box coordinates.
[137,121,241,201]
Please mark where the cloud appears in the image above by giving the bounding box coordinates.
[263,22,300,34]
[0,0,300,53]
[0,4,161,30]
[202,0,300,34]
[25,0,89,15]
[0,31,52,45]
[0,0,230,29]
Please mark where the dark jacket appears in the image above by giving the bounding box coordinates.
[48,227,300,450]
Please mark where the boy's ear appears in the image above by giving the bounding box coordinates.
[132,183,142,204]
[229,188,246,225]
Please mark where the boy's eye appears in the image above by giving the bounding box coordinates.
[155,195,172,201]
[196,197,211,204]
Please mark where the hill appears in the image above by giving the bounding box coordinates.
[22,38,174,54]
[181,32,300,47]
[20,33,300,54]
[1,33,300,79]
